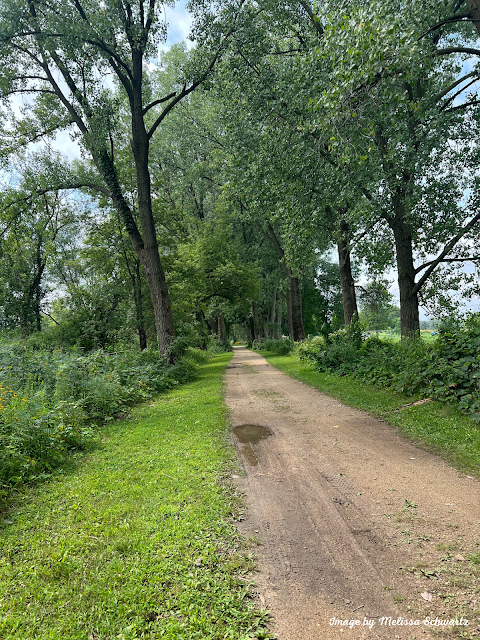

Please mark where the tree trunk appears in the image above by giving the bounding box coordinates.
[218,314,226,341]
[262,315,269,339]
[252,302,261,343]
[467,0,480,36]
[210,315,218,336]
[391,208,420,339]
[270,286,277,324]
[246,323,253,347]
[196,311,207,349]
[287,284,293,339]
[286,269,305,341]
[132,260,147,351]
[335,220,358,326]
[131,99,175,355]
[275,313,282,339]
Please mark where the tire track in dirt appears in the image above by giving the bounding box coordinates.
[225,347,480,640]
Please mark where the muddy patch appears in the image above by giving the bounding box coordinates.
[233,424,273,466]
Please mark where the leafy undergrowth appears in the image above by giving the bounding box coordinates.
[296,315,480,421]
[258,352,480,477]
[0,341,209,500]
[0,354,273,640]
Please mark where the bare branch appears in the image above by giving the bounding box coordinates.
[434,70,478,103]
[435,46,480,56]
[413,211,480,293]
[445,98,480,111]
[415,256,480,272]
[142,91,177,115]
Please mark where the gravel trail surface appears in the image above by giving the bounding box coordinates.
[225,347,480,640]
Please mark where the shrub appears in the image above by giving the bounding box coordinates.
[0,342,201,492]
[256,338,295,355]
[298,314,480,420]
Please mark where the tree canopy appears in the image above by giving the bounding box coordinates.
[0,0,479,350]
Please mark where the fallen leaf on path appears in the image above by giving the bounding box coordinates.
[420,592,433,601]
[332,425,339,428]
[454,554,465,561]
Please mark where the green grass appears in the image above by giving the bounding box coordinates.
[258,351,480,477]
[0,354,271,640]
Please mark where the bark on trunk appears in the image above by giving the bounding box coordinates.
[218,314,226,341]
[90,51,175,357]
[287,284,293,339]
[252,302,261,343]
[210,315,218,336]
[335,220,358,326]
[275,313,282,339]
[287,269,305,341]
[263,315,271,339]
[391,207,420,339]
[132,260,147,351]
[467,0,480,36]
[131,77,175,355]
[270,286,277,324]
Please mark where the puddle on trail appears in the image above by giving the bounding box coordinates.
[233,424,272,466]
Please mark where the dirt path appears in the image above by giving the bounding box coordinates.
[225,347,480,640]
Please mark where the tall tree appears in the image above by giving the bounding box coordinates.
[0,0,246,355]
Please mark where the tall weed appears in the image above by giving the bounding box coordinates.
[0,343,201,495]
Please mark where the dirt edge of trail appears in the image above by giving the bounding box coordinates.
[225,347,480,640]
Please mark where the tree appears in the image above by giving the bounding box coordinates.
[357,280,394,331]
[0,156,80,334]
[306,0,480,337]
[0,0,247,355]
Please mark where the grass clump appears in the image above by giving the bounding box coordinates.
[0,353,272,640]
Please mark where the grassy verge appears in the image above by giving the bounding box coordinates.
[0,353,271,640]
[258,351,480,477]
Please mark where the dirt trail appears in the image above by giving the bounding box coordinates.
[225,347,480,640]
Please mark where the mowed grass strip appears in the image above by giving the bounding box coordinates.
[259,352,480,477]
[0,353,270,640]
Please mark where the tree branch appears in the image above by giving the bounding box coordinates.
[415,256,480,272]
[418,13,471,39]
[142,91,177,115]
[434,70,478,103]
[413,211,480,293]
[436,46,480,56]
[298,0,324,38]
[147,0,247,139]
[444,98,480,112]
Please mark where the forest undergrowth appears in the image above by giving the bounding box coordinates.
[0,337,224,505]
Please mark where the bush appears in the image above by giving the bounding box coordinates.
[0,342,201,492]
[206,336,233,353]
[255,338,295,355]
[298,314,480,420]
